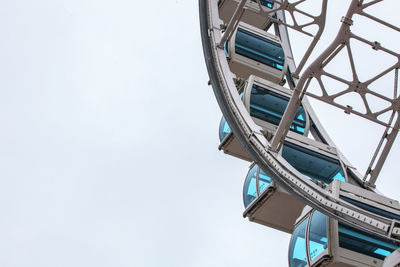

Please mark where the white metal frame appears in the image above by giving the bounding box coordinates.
[270,0,400,187]
[199,0,400,243]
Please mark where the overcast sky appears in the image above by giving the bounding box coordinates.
[0,0,399,267]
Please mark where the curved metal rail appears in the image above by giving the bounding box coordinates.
[199,0,400,242]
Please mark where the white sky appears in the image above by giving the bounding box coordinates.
[0,0,399,266]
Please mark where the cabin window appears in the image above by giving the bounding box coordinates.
[338,223,398,260]
[235,28,284,70]
[308,211,328,261]
[289,217,309,267]
[219,116,231,142]
[250,84,306,134]
[282,142,346,184]
[243,165,271,207]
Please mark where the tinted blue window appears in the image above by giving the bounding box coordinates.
[289,217,309,267]
[250,84,306,134]
[243,165,271,207]
[219,116,231,142]
[338,223,398,260]
[224,41,229,57]
[250,0,274,8]
[235,28,284,70]
[308,211,328,262]
[282,142,346,184]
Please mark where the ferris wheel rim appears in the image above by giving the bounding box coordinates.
[199,0,400,243]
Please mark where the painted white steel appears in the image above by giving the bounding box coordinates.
[200,0,400,242]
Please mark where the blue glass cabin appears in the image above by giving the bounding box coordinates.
[218,111,253,161]
[219,79,308,145]
[227,27,284,71]
[243,145,345,207]
[338,195,400,259]
[289,210,329,267]
[282,141,346,184]
[224,23,286,83]
[289,209,399,267]
[248,83,307,134]
[338,223,398,260]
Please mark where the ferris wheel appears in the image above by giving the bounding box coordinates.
[199,0,400,266]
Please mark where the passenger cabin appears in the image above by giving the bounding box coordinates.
[242,76,309,135]
[219,76,309,161]
[243,138,347,233]
[218,0,274,29]
[225,22,287,84]
[242,163,304,232]
[289,203,400,267]
[218,116,252,161]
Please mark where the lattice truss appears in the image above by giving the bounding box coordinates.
[252,0,328,76]
[259,0,400,128]
[275,0,400,186]
[253,0,326,37]
[221,0,400,185]
[219,0,328,76]
[202,0,400,240]
[303,0,400,128]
